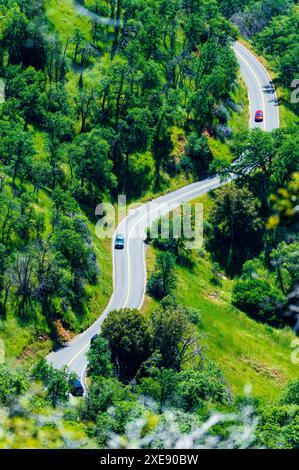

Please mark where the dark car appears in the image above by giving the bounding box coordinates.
[255,110,264,122]
[71,379,84,397]
[90,334,99,346]
[115,234,125,250]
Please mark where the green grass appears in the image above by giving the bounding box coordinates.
[0,317,52,368]
[78,204,113,331]
[229,74,250,135]
[143,195,298,401]
[208,138,232,164]
[44,0,91,43]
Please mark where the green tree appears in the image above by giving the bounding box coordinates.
[70,129,117,200]
[281,379,299,406]
[147,251,177,299]
[232,277,286,326]
[0,121,34,185]
[31,359,73,407]
[88,336,114,378]
[270,241,299,294]
[207,184,263,275]
[150,302,201,371]
[177,366,229,411]
[83,376,126,420]
[184,132,213,178]
[46,367,72,407]
[138,368,177,411]
[101,309,152,381]
[0,364,27,406]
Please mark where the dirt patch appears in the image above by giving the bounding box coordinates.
[206,291,222,304]
[241,355,286,382]
[55,319,75,343]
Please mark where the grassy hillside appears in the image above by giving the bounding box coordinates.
[45,0,92,41]
[143,194,298,401]
[0,183,112,367]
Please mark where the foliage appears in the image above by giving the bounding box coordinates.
[101,309,152,381]
[87,336,114,378]
[150,301,201,371]
[147,251,177,299]
[281,379,299,406]
[207,183,263,275]
[31,359,76,407]
[0,364,27,406]
[232,276,286,326]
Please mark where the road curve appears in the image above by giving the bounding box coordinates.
[47,40,280,382]
[233,42,279,131]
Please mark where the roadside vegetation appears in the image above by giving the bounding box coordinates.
[218,0,299,126]
[0,0,298,450]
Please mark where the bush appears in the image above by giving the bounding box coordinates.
[281,379,299,406]
[0,364,27,406]
[177,366,230,411]
[232,278,286,326]
[87,336,114,378]
[147,251,177,300]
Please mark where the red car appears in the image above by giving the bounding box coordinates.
[255,110,264,122]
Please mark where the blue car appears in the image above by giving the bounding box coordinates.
[115,234,125,250]
[71,379,84,397]
[90,334,99,346]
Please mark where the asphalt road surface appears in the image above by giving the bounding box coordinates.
[47,40,280,385]
[233,42,279,131]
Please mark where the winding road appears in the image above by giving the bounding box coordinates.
[47,11,280,384]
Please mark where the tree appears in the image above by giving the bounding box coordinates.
[147,251,177,299]
[87,336,114,378]
[207,184,263,275]
[69,129,116,200]
[228,129,299,213]
[31,359,73,407]
[0,121,34,185]
[281,379,299,406]
[138,368,177,411]
[54,216,98,292]
[268,172,299,231]
[83,376,126,420]
[0,364,27,406]
[177,366,229,411]
[232,276,286,326]
[256,403,299,449]
[46,367,72,407]
[126,151,155,196]
[11,253,36,320]
[150,302,201,371]
[4,65,46,128]
[184,132,213,178]
[101,309,152,381]
[1,12,46,69]
[270,241,299,294]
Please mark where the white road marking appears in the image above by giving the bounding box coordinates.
[81,363,88,395]
[67,342,89,368]
[236,42,280,129]
[234,49,266,131]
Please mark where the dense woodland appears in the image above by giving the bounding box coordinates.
[0,0,298,449]
[0,0,239,338]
